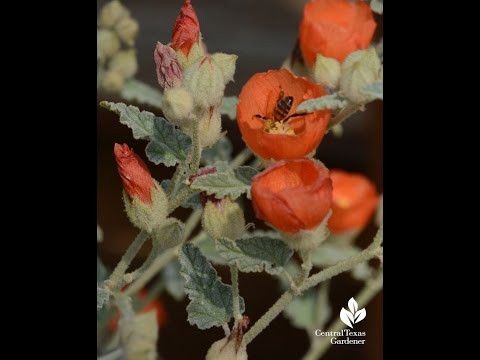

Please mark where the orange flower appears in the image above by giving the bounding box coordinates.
[299,0,377,64]
[251,159,332,233]
[108,289,167,331]
[114,143,154,204]
[237,69,331,160]
[171,0,200,56]
[329,169,379,233]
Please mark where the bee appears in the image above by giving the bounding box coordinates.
[255,90,306,123]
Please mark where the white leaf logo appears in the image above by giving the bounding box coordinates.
[340,297,367,328]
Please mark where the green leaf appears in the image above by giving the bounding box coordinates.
[361,81,383,100]
[97,256,108,283]
[202,137,233,165]
[161,179,201,209]
[216,237,293,275]
[179,243,245,329]
[234,166,259,185]
[145,117,192,167]
[219,96,238,120]
[198,236,229,265]
[296,93,348,113]
[190,170,250,200]
[100,101,155,140]
[157,218,185,251]
[370,0,383,14]
[162,260,186,301]
[120,79,163,108]
[284,282,331,331]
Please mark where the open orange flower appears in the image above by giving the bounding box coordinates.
[329,169,379,233]
[109,289,167,332]
[171,0,200,56]
[237,69,331,160]
[299,0,377,65]
[114,143,154,204]
[251,159,332,233]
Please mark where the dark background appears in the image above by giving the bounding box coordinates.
[97,0,383,359]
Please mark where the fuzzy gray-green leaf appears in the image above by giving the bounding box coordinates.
[219,96,238,120]
[179,243,245,329]
[120,79,163,108]
[202,137,233,165]
[216,236,293,275]
[145,117,192,167]
[190,170,250,200]
[296,93,348,113]
[100,101,155,140]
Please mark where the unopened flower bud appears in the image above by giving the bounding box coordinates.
[97,29,120,62]
[198,108,223,148]
[161,87,194,127]
[120,312,158,360]
[114,144,168,232]
[109,49,138,79]
[154,42,183,89]
[176,42,205,70]
[313,53,341,89]
[183,56,225,108]
[101,69,124,92]
[99,0,129,29]
[206,317,249,360]
[202,197,246,241]
[115,16,139,46]
[171,0,200,56]
[340,48,381,104]
[211,53,238,84]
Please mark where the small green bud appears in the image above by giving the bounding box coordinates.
[151,218,185,251]
[123,181,168,233]
[115,16,139,46]
[99,0,129,29]
[97,29,120,62]
[101,69,124,92]
[205,337,248,360]
[313,54,341,89]
[183,55,225,108]
[161,87,194,127]
[202,197,246,241]
[120,312,158,360]
[282,210,332,252]
[198,109,222,148]
[176,42,205,70]
[211,53,238,84]
[109,49,138,79]
[340,48,382,104]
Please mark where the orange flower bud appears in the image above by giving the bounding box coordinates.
[237,69,331,161]
[329,169,379,233]
[251,159,332,234]
[114,143,154,204]
[154,42,183,89]
[299,0,377,65]
[171,0,200,56]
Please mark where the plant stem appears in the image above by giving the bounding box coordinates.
[230,264,242,321]
[105,231,149,292]
[328,103,363,130]
[243,227,382,345]
[302,271,383,360]
[230,148,252,169]
[167,187,194,214]
[124,232,207,296]
[184,209,202,239]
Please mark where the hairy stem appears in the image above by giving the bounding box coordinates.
[328,103,363,130]
[184,209,202,239]
[105,231,149,292]
[167,187,194,214]
[302,271,383,360]
[190,119,201,174]
[243,227,382,345]
[230,148,252,169]
[230,264,242,321]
